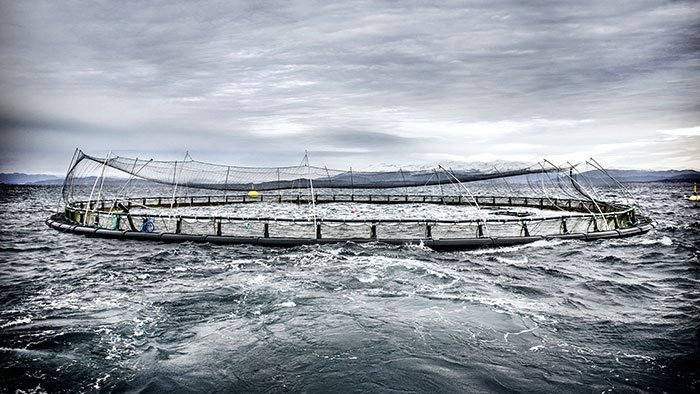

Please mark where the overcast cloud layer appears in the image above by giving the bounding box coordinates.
[1,0,699,173]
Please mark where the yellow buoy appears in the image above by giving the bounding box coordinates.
[248,184,259,198]
[690,183,699,201]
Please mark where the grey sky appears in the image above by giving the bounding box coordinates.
[1,0,698,173]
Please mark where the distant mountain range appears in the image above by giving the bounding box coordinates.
[1,168,699,185]
[0,173,63,184]
[582,169,700,183]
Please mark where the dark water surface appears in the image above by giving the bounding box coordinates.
[1,185,698,393]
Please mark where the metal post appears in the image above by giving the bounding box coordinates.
[223,166,230,200]
[522,222,530,237]
[350,167,354,196]
[400,168,408,197]
[277,168,281,198]
[87,151,111,214]
[170,160,178,210]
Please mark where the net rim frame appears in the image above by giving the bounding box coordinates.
[62,193,637,225]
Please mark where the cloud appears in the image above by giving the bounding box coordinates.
[658,125,700,137]
[1,0,699,172]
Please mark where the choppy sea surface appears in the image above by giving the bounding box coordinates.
[1,184,698,393]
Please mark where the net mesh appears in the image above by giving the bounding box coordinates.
[62,150,573,202]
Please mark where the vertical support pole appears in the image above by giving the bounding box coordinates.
[176,217,182,234]
[316,223,322,239]
[93,151,112,215]
[87,151,111,214]
[264,222,269,238]
[561,218,568,234]
[434,169,444,199]
[217,220,222,236]
[325,166,333,190]
[57,147,80,213]
[400,168,408,198]
[277,168,281,198]
[170,160,178,210]
[426,223,432,239]
[223,166,230,200]
[350,167,354,197]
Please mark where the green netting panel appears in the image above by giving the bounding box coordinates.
[319,223,372,239]
[180,218,218,235]
[564,217,591,234]
[267,221,316,238]
[525,219,562,236]
[429,222,478,239]
[481,222,523,237]
[376,222,427,239]
[220,220,265,237]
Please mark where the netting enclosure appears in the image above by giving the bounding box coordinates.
[46,149,653,250]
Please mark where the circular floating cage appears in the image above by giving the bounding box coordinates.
[46,150,653,251]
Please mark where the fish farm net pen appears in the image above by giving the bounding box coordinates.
[47,149,654,251]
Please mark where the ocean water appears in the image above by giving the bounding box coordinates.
[0,184,698,393]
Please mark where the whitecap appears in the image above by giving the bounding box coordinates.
[495,256,529,265]
[463,239,563,256]
[637,236,672,246]
[0,317,31,329]
[357,275,378,283]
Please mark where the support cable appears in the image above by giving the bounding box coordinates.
[56,147,80,213]
[87,151,111,215]
[439,166,489,237]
